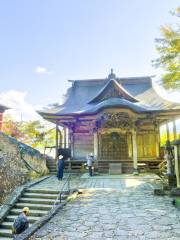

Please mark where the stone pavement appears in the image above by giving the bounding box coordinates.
[32,174,180,240]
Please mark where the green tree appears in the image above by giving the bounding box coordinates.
[2,116,56,150]
[154,6,180,89]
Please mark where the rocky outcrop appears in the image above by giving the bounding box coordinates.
[0,132,49,204]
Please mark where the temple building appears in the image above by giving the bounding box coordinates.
[38,70,180,173]
[0,104,9,131]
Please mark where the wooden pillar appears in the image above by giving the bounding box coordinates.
[55,123,59,161]
[174,145,180,188]
[70,130,74,159]
[68,128,71,148]
[173,119,177,140]
[166,122,170,140]
[58,129,62,148]
[66,128,69,148]
[63,127,66,148]
[93,131,98,159]
[156,125,160,158]
[132,130,138,173]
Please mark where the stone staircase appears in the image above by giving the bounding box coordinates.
[46,158,86,174]
[46,158,57,175]
[0,188,67,239]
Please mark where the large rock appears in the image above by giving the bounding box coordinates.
[0,132,48,204]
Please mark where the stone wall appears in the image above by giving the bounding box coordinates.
[0,132,49,204]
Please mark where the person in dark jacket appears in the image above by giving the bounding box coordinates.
[57,154,65,180]
[12,207,29,238]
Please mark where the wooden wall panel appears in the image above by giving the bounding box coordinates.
[137,133,157,159]
[73,133,94,159]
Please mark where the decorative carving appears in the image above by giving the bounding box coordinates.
[108,68,116,80]
[101,87,123,101]
[97,112,133,130]
[89,77,138,104]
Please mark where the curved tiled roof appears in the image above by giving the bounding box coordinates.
[38,74,180,117]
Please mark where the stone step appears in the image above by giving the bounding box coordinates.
[46,161,56,164]
[0,228,12,237]
[26,189,59,194]
[15,203,53,211]
[0,222,13,230]
[10,208,48,217]
[0,237,12,240]
[6,215,41,223]
[23,192,59,199]
[1,221,32,230]
[19,197,57,205]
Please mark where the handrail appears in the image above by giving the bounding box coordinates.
[52,174,71,208]
[20,154,40,174]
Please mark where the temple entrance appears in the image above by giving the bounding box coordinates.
[100,132,128,160]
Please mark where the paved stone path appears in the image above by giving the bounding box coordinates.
[29,173,161,191]
[32,174,180,240]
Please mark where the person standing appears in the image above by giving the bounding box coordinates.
[87,153,94,177]
[57,154,65,180]
[12,207,29,238]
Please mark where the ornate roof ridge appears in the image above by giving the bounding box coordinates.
[88,78,139,104]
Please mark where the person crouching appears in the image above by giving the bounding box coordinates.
[12,207,29,238]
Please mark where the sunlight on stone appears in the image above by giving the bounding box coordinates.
[125,179,143,187]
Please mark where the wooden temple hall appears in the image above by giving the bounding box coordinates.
[38,70,180,173]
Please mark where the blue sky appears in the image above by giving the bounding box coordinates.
[0,0,179,120]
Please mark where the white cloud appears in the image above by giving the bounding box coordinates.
[0,90,41,121]
[35,66,51,74]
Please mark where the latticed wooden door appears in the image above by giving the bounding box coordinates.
[137,133,156,158]
[100,133,128,160]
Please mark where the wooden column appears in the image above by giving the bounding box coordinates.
[156,125,160,158]
[55,123,59,161]
[70,130,74,159]
[63,127,66,148]
[66,128,69,148]
[58,129,62,148]
[132,130,138,173]
[174,145,180,188]
[94,131,98,159]
[173,119,177,140]
[166,122,170,140]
